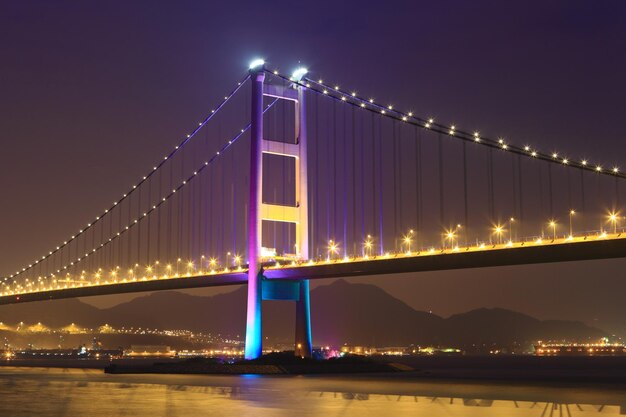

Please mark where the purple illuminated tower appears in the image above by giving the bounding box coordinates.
[244,61,312,359]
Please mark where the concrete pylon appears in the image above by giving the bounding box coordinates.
[244,66,265,360]
[244,66,312,359]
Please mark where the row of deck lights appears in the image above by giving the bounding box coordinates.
[3,220,624,297]
[4,212,623,292]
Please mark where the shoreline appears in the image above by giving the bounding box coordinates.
[3,355,626,384]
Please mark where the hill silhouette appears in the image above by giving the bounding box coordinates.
[0,280,604,347]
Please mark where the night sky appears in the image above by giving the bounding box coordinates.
[2,1,626,332]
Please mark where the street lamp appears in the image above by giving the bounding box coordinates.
[455,224,462,247]
[363,235,373,257]
[493,224,504,244]
[607,212,620,234]
[327,240,339,260]
[509,218,515,243]
[403,229,415,253]
[549,220,557,240]
[445,229,456,249]
[569,210,575,237]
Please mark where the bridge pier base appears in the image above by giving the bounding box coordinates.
[244,269,263,360]
[258,278,313,358]
[294,279,312,358]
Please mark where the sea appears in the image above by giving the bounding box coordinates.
[0,366,624,416]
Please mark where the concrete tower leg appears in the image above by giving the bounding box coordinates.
[294,279,313,358]
[244,67,265,360]
[294,84,312,358]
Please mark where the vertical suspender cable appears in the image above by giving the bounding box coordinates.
[118,199,122,267]
[392,122,399,249]
[168,161,173,262]
[333,101,337,241]
[203,127,209,259]
[567,167,572,211]
[438,133,444,226]
[147,175,151,265]
[398,123,403,237]
[595,173,601,230]
[157,168,162,263]
[343,103,348,257]
[108,199,113,269]
[415,127,422,233]
[615,177,619,210]
[191,146,196,261]
[91,214,95,273]
[218,121,224,264]
[326,98,331,245]
[179,154,184,262]
[359,107,365,247]
[312,91,318,258]
[548,163,554,218]
[137,187,142,266]
[538,161,544,227]
[462,141,469,243]
[127,193,131,267]
[351,106,357,256]
[231,182,235,257]
[378,115,384,254]
[517,154,524,227]
[370,113,376,245]
[580,169,586,214]
[231,140,236,256]
[511,153,517,221]
[486,149,492,225]
[185,150,190,261]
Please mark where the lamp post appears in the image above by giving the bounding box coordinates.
[328,240,339,260]
[569,210,575,237]
[493,225,503,245]
[403,229,415,253]
[608,212,619,234]
[445,230,456,249]
[363,235,373,257]
[549,220,557,240]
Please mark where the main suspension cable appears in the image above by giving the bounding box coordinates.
[7,74,251,281]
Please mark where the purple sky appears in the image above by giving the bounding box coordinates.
[1,1,626,332]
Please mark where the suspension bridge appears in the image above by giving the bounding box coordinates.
[2,59,626,359]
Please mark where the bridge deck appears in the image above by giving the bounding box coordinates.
[2,235,625,305]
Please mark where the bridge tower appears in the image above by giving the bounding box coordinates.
[245,62,312,360]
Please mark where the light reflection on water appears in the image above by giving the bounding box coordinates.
[0,367,624,416]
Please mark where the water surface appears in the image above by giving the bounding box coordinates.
[0,367,624,416]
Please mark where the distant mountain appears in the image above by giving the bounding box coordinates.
[0,297,103,328]
[0,280,605,348]
[310,279,443,346]
[441,308,604,347]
